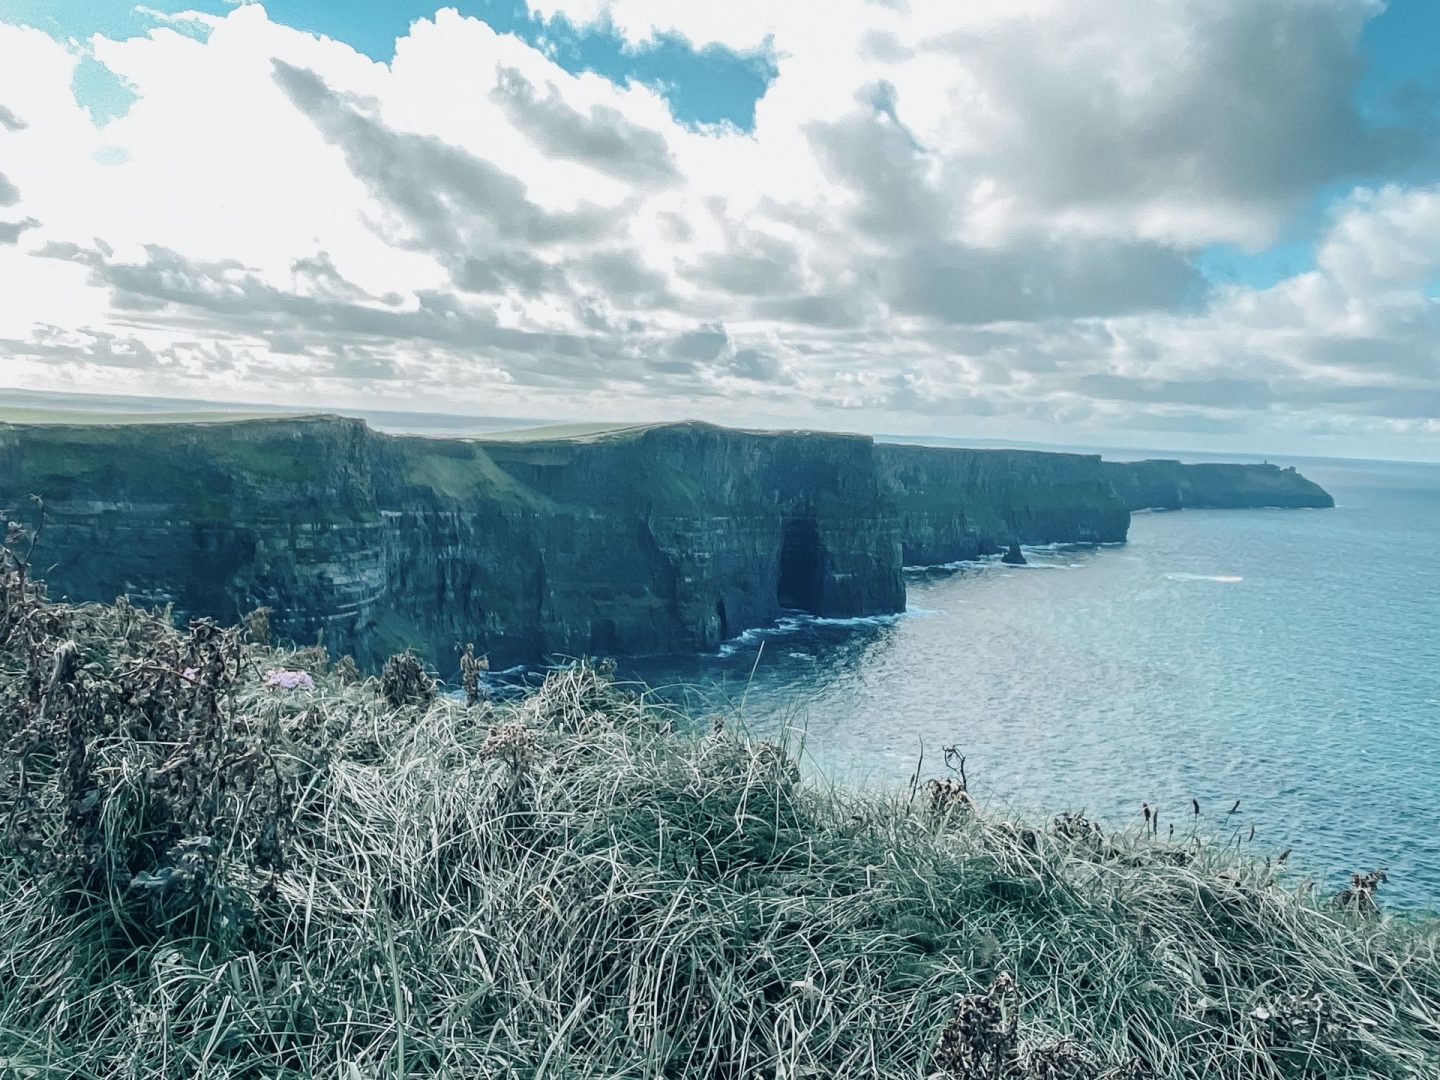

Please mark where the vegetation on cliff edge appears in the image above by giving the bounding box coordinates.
[0,524,1435,1078]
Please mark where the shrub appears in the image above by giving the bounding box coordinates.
[379,648,435,708]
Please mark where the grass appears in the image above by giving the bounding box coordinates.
[393,439,554,508]
[2,417,387,524]
[470,421,660,443]
[0,406,288,426]
[1,543,1437,1077]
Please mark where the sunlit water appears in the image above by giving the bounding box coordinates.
[611,456,1440,909]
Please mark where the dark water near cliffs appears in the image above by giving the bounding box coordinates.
[621,456,1440,909]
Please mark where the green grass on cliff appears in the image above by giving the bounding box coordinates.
[471,420,658,443]
[1,569,1437,1077]
[0,406,285,426]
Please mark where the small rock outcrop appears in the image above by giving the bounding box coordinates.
[1001,541,1027,565]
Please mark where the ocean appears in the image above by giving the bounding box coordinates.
[617,454,1440,909]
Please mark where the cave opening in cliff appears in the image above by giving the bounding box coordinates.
[778,518,824,612]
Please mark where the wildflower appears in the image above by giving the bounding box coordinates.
[181,667,199,683]
[926,776,973,819]
[934,972,1018,1078]
[459,642,489,707]
[1333,868,1388,914]
[1026,1037,1099,1080]
[380,650,435,707]
[264,669,316,692]
[479,722,540,773]
[1053,811,1104,845]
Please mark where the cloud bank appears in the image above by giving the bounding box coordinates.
[1,1,1438,454]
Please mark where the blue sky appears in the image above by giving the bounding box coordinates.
[1,1,775,127]
[2,0,1438,456]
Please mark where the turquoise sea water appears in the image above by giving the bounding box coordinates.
[620,456,1440,909]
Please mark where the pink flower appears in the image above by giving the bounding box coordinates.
[264,669,315,691]
[181,667,199,683]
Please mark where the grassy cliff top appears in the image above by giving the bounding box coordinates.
[1,544,1435,1077]
[465,419,661,442]
[0,403,293,426]
[463,418,877,449]
[1,409,875,447]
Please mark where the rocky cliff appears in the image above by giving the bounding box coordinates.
[877,445,1131,565]
[1103,459,1335,510]
[0,417,1332,669]
[0,418,903,668]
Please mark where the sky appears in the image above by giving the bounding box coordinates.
[1,1,1439,458]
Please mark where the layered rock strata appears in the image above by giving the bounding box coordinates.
[0,417,1333,668]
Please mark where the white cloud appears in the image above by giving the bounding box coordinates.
[0,1,1437,455]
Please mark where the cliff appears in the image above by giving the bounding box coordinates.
[877,444,1131,565]
[0,417,903,668]
[1104,459,1335,510]
[0,417,1332,668]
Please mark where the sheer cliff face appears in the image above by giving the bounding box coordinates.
[0,416,393,651]
[0,418,904,668]
[1103,460,1336,510]
[0,418,1333,668]
[382,422,906,666]
[877,445,1131,566]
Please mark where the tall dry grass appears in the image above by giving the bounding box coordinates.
[1,516,1437,1078]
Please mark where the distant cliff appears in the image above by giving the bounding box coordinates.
[0,418,903,668]
[877,445,1130,565]
[1103,459,1335,510]
[0,418,1332,668]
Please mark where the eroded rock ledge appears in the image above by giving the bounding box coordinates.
[0,417,1332,668]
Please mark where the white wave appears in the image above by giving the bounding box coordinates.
[712,604,935,655]
[902,555,997,571]
[796,612,906,628]
[1164,572,1244,583]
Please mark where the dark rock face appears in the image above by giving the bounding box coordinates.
[0,418,1333,670]
[0,418,903,669]
[1001,542,1027,566]
[1103,460,1335,510]
[876,444,1131,566]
